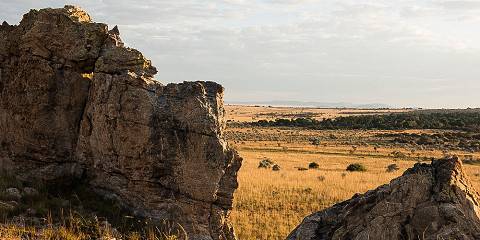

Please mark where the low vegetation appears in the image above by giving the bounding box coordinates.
[386,164,400,172]
[382,132,480,152]
[251,110,480,131]
[0,171,184,240]
[308,162,319,169]
[346,163,367,172]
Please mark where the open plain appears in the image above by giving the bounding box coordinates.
[226,105,480,240]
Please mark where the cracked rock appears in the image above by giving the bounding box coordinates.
[0,5,242,240]
[287,157,480,240]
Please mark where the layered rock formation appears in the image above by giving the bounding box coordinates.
[0,6,241,240]
[287,157,480,240]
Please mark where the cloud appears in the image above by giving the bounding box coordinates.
[1,0,479,108]
[436,0,480,10]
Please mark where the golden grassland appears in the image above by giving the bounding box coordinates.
[225,105,410,122]
[227,122,480,239]
[230,141,480,240]
[0,213,184,240]
[0,225,181,240]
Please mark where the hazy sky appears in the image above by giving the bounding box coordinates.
[2,0,480,108]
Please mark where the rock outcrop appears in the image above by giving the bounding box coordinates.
[0,6,242,240]
[287,157,480,240]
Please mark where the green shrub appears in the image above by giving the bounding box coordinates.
[346,163,367,172]
[391,151,407,159]
[251,110,480,132]
[272,164,281,171]
[308,162,319,169]
[310,138,321,146]
[386,164,400,172]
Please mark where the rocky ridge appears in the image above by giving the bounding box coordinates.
[0,6,241,240]
[287,157,480,240]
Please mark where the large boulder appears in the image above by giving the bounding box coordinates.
[287,157,480,240]
[0,6,241,240]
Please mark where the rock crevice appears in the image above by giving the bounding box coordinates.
[0,6,241,240]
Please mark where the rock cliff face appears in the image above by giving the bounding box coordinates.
[0,6,241,240]
[287,157,480,240]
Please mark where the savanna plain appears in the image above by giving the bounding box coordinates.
[226,105,480,240]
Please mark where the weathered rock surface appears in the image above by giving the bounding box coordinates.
[287,157,480,240]
[0,6,241,240]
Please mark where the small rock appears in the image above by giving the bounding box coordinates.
[7,200,19,207]
[60,199,71,208]
[0,201,15,211]
[23,187,39,198]
[11,215,26,224]
[26,208,37,216]
[5,188,22,200]
[258,158,274,169]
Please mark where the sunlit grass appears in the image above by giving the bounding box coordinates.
[230,137,480,240]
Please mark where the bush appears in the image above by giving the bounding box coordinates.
[272,164,281,171]
[346,163,367,172]
[386,164,400,172]
[391,151,407,159]
[310,138,321,146]
[308,162,319,169]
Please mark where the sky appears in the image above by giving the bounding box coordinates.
[2,0,480,108]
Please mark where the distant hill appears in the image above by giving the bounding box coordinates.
[227,100,393,109]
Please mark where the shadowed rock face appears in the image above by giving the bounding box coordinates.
[287,157,480,240]
[0,6,241,240]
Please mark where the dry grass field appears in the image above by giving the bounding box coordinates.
[225,105,410,122]
[226,106,480,240]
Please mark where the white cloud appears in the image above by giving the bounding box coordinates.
[436,0,480,10]
[1,0,479,108]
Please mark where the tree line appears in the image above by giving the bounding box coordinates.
[251,111,480,131]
